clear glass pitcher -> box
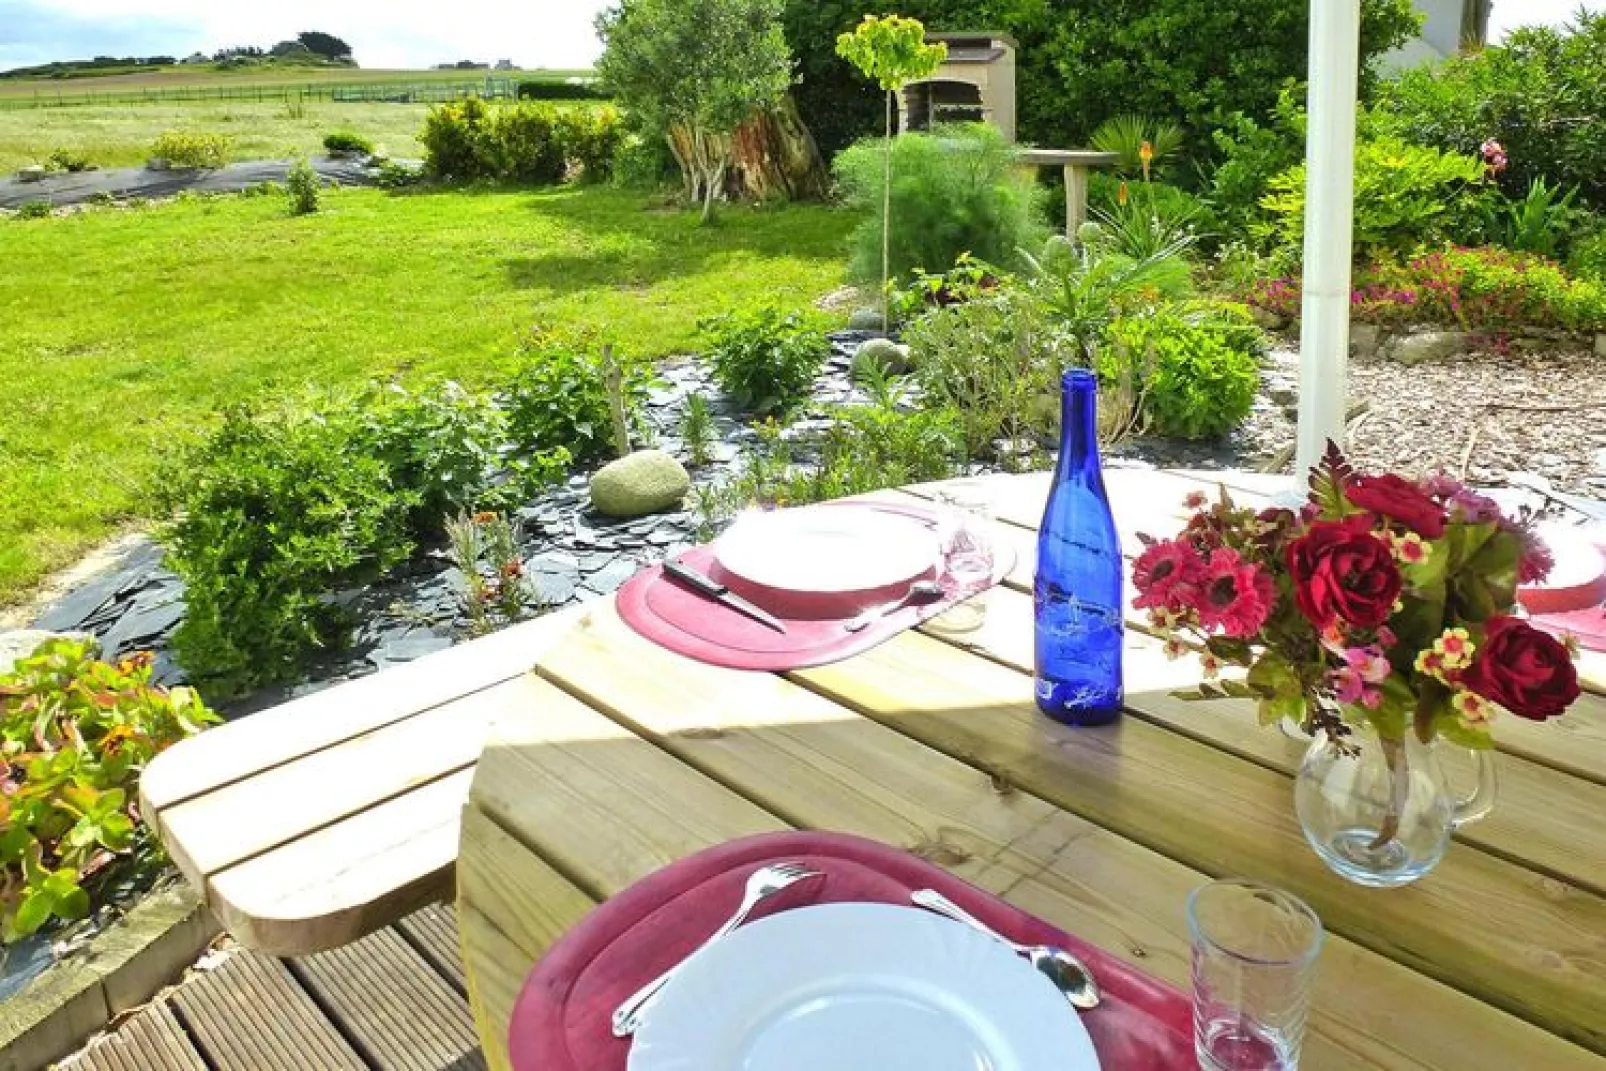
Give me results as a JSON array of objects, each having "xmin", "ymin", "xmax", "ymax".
[{"xmin": 1294, "ymin": 727, "xmax": 1497, "ymax": 888}]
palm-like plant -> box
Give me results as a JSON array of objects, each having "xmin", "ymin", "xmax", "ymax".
[{"xmin": 1090, "ymin": 115, "xmax": 1186, "ymax": 179}]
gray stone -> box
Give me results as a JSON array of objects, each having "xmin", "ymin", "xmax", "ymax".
[
  {"xmin": 847, "ymin": 306, "xmax": 888, "ymax": 332},
  {"xmin": 17, "ymin": 165, "xmax": 47, "ymax": 183},
  {"xmin": 379, "ymin": 633, "xmax": 452, "ymax": 663},
  {"xmin": 1385, "ymin": 330, "xmax": 1473, "ymax": 365},
  {"xmin": 590, "ymin": 449, "xmax": 691, "ymax": 518},
  {"xmin": 534, "ymin": 571, "xmax": 580, "ymax": 604},
  {"xmin": 1248, "ymin": 305, "xmax": 1285, "ymax": 332},
  {"xmin": 852, "ymin": 338, "xmax": 913, "ymax": 377},
  {"xmin": 586, "ymin": 559, "xmax": 641, "ymax": 594},
  {"xmin": 0, "ymin": 630, "xmax": 92, "ymax": 675},
  {"xmin": 1349, "ymin": 323, "xmax": 1381, "ymax": 360},
  {"xmin": 526, "ymin": 550, "xmax": 580, "ymax": 573},
  {"xmin": 1597, "ymin": 333, "xmax": 1606, "ymax": 358}
]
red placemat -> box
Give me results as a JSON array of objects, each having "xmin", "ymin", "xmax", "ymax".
[
  {"xmin": 615, "ymin": 502, "xmax": 1015, "ymax": 671},
  {"xmin": 507, "ymin": 831, "xmax": 1195, "ymax": 1071}
]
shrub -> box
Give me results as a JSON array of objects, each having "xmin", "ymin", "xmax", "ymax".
[
  {"xmin": 285, "ymin": 156, "xmax": 320, "ymax": 215},
  {"xmin": 503, "ymin": 335, "xmax": 649, "ymax": 464},
  {"xmin": 1570, "ymin": 226, "xmax": 1606, "ymax": 284},
  {"xmin": 477, "ymin": 103, "xmax": 565, "ymax": 184},
  {"xmin": 1259, "ymin": 136, "xmax": 1485, "ymax": 257},
  {"xmin": 158, "ymin": 403, "xmax": 416, "ymax": 697},
  {"xmin": 702, "ymin": 307, "xmax": 829, "ymax": 415},
  {"xmin": 1102, "ymin": 305, "xmax": 1263, "ymax": 440},
  {"xmin": 1462, "ymin": 178, "xmax": 1583, "ymax": 259},
  {"xmin": 516, "ymin": 79, "xmax": 610, "ymax": 101},
  {"xmin": 1089, "ymin": 115, "xmax": 1185, "ymax": 180},
  {"xmin": 1246, "ymin": 247, "xmax": 1606, "ymax": 333},
  {"xmin": 785, "ymin": 403, "xmax": 964, "ymax": 502},
  {"xmin": 1205, "ymin": 86, "xmax": 1307, "ymax": 236},
  {"xmin": 444, "ymin": 512, "xmax": 532, "ymax": 637},
  {"xmin": 1, "ymin": 640, "xmax": 217, "ymax": 942},
  {"xmin": 374, "ymin": 160, "xmax": 425, "ymax": 189},
  {"xmin": 1087, "ymin": 178, "xmax": 1211, "ymax": 259},
  {"xmin": 14, "ymin": 201, "xmax": 50, "ymax": 220},
  {"xmin": 421, "ymin": 96, "xmax": 488, "ymax": 179},
  {"xmin": 321, "ymin": 130, "xmax": 374, "ymax": 155},
  {"xmin": 44, "ymin": 147, "xmax": 92, "ymax": 172},
  {"xmin": 907, "ymin": 281, "xmax": 1071, "ymax": 459},
  {"xmin": 554, "ymin": 106, "xmax": 624, "ymax": 183},
  {"xmin": 833, "ymin": 123, "xmax": 1048, "ymax": 284},
  {"xmin": 1370, "ymin": 12, "xmax": 1606, "ymax": 208},
  {"xmin": 150, "ymin": 132, "xmax": 229, "ymax": 169}
]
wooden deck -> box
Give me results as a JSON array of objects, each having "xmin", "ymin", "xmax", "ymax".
[{"xmin": 59, "ymin": 903, "xmax": 484, "ymax": 1071}]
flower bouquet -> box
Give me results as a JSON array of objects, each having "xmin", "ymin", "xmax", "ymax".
[{"xmin": 1134, "ymin": 445, "xmax": 1581, "ymax": 886}]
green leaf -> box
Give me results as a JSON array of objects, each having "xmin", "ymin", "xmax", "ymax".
[
  {"xmin": 11, "ymin": 889, "xmax": 55, "ymax": 937},
  {"xmin": 1435, "ymin": 717, "xmax": 1495, "ymax": 750}
]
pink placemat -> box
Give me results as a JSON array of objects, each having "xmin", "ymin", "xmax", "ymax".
[
  {"xmin": 508, "ymin": 831, "xmax": 1195, "ymax": 1071},
  {"xmin": 615, "ymin": 501, "xmax": 1014, "ymax": 671},
  {"xmin": 1521, "ymin": 539, "xmax": 1606, "ymax": 653}
]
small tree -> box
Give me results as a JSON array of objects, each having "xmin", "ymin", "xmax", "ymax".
[
  {"xmin": 835, "ymin": 15, "xmax": 945, "ymax": 329},
  {"xmin": 596, "ymin": 0, "xmax": 794, "ymax": 223},
  {"xmin": 298, "ymin": 31, "xmax": 354, "ymax": 61}
]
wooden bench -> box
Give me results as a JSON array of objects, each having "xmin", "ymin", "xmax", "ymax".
[{"xmin": 138, "ymin": 607, "xmax": 583, "ymax": 956}]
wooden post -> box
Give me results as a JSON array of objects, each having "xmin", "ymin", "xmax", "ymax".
[
  {"xmin": 1063, "ymin": 164, "xmax": 1090, "ymax": 237},
  {"xmin": 601, "ymin": 345, "xmax": 632, "ymax": 459}
]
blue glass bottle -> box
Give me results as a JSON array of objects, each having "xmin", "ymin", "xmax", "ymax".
[{"xmin": 1034, "ymin": 369, "xmax": 1124, "ymax": 725}]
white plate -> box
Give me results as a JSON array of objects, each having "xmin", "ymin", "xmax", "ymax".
[
  {"xmin": 715, "ymin": 508, "xmax": 939, "ymax": 594},
  {"xmin": 628, "ymin": 903, "xmax": 1100, "ymax": 1071}
]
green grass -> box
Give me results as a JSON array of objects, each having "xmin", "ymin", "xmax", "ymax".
[
  {"xmin": 0, "ymin": 101, "xmax": 436, "ymax": 171},
  {"xmin": 0, "ymin": 66, "xmax": 592, "ymax": 100},
  {"xmin": 0, "ymin": 185, "xmax": 852, "ymax": 605}
]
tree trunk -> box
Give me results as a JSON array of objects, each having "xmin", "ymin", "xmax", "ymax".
[
  {"xmin": 666, "ymin": 94, "xmax": 827, "ymax": 215},
  {"xmin": 727, "ymin": 94, "xmax": 828, "ymax": 202},
  {"xmin": 881, "ymin": 89, "xmax": 893, "ymax": 332}
]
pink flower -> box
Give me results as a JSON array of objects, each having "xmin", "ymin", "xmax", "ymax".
[
  {"xmin": 1510, "ymin": 520, "xmax": 1555, "ymax": 585},
  {"xmin": 1132, "ymin": 539, "xmax": 1204, "ymax": 611},
  {"xmin": 1345, "ymin": 645, "xmax": 1392, "ymax": 684},
  {"xmin": 1194, "ymin": 548, "xmax": 1276, "ymax": 638},
  {"xmin": 1375, "ymin": 625, "xmax": 1398, "ymax": 648}
]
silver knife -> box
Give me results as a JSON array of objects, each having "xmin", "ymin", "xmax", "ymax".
[{"xmin": 662, "ymin": 559, "xmax": 788, "ymax": 633}]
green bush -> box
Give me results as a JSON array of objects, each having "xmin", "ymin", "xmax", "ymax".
[
  {"xmin": 1, "ymin": 640, "xmax": 217, "ymax": 943},
  {"xmin": 504, "ymin": 336, "xmax": 649, "ymax": 464},
  {"xmin": 786, "ymin": 403, "xmax": 964, "ymax": 502},
  {"xmin": 833, "ymin": 123, "xmax": 1047, "ymax": 284},
  {"xmin": 555, "ymin": 106, "xmax": 625, "ymax": 183},
  {"xmin": 158, "ymin": 403, "xmax": 417, "ymax": 697},
  {"xmin": 285, "ymin": 156, "xmax": 320, "ymax": 215},
  {"xmin": 906, "ymin": 281, "xmax": 1071, "ymax": 459},
  {"xmin": 784, "ymin": 0, "xmax": 1418, "ymax": 160},
  {"xmin": 1205, "ymin": 85, "xmax": 1307, "ymax": 236},
  {"xmin": 1371, "ymin": 12, "xmax": 1606, "ymax": 208},
  {"xmin": 14, "ymin": 201, "xmax": 50, "ymax": 220},
  {"xmin": 420, "ymin": 99, "xmax": 622, "ymax": 183},
  {"xmin": 1103, "ymin": 305, "xmax": 1263, "ymax": 440},
  {"xmin": 516, "ymin": 79, "xmax": 610, "ymax": 101},
  {"xmin": 44, "ymin": 147, "xmax": 92, "ymax": 172},
  {"xmin": 1259, "ymin": 135, "xmax": 1485, "ymax": 257},
  {"xmin": 321, "ymin": 130, "xmax": 374, "ymax": 154},
  {"xmin": 1570, "ymin": 225, "xmax": 1606, "ymax": 284},
  {"xmin": 1087, "ymin": 176, "xmax": 1212, "ymax": 258},
  {"xmin": 374, "ymin": 160, "xmax": 425, "ymax": 189},
  {"xmin": 1462, "ymin": 178, "xmax": 1583, "ymax": 259},
  {"xmin": 1089, "ymin": 115, "xmax": 1185, "ymax": 180},
  {"xmin": 703, "ymin": 307, "xmax": 829, "ymax": 415},
  {"xmin": 150, "ymin": 131, "xmax": 229, "ymax": 169}
]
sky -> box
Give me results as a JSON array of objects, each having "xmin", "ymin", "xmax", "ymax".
[{"xmin": 0, "ymin": 0, "xmax": 1599, "ymax": 72}]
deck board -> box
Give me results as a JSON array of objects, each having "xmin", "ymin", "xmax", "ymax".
[
  {"xmin": 170, "ymin": 952, "xmax": 368, "ymax": 1071},
  {"xmin": 65, "ymin": 1004, "xmax": 206, "ymax": 1071}
]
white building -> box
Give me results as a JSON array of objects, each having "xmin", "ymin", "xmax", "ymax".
[{"xmin": 1383, "ymin": 0, "xmax": 1492, "ymax": 68}]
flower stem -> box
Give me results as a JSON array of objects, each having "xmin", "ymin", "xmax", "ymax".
[{"xmin": 1368, "ymin": 731, "xmax": 1409, "ymax": 850}]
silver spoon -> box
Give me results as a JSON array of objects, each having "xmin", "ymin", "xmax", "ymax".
[
  {"xmin": 911, "ymin": 888, "xmax": 1101, "ymax": 1010},
  {"xmin": 843, "ymin": 580, "xmax": 945, "ymax": 632}
]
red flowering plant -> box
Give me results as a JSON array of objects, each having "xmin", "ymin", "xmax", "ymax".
[{"xmin": 1134, "ymin": 444, "xmax": 1581, "ymax": 751}]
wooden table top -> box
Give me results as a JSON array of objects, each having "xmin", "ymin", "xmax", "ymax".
[{"xmin": 457, "ymin": 469, "xmax": 1606, "ymax": 1071}]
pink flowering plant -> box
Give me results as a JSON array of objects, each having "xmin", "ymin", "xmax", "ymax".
[{"xmin": 1134, "ymin": 444, "xmax": 1581, "ymax": 751}]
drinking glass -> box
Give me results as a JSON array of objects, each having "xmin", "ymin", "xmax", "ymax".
[
  {"xmin": 1188, "ymin": 879, "xmax": 1323, "ymax": 1071},
  {"xmin": 925, "ymin": 483, "xmax": 994, "ymax": 636}
]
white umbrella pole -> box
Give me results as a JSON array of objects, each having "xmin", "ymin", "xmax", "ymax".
[{"xmin": 1295, "ymin": 0, "xmax": 1361, "ymax": 482}]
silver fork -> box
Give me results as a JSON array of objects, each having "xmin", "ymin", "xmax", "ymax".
[{"xmin": 610, "ymin": 861, "xmax": 820, "ymax": 1037}]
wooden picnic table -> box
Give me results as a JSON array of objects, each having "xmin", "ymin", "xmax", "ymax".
[{"xmin": 140, "ymin": 468, "xmax": 1606, "ymax": 1071}]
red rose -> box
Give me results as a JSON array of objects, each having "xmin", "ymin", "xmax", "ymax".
[
  {"xmin": 1287, "ymin": 516, "xmax": 1402, "ymax": 629},
  {"xmin": 1345, "ymin": 474, "xmax": 1449, "ymax": 539},
  {"xmin": 1459, "ymin": 616, "xmax": 1579, "ymax": 721}
]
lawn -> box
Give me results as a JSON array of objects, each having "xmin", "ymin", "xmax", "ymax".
[
  {"xmin": 0, "ymin": 185, "xmax": 853, "ymax": 605},
  {"xmin": 0, "ymin": 101, "xmax": 436, "ymax": 172}
]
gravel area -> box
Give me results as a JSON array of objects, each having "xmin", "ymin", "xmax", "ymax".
[{"xmin": 1251, "ymin": 345, "xmax": 1606, "ymax": 496}]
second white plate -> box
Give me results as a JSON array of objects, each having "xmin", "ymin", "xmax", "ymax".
[
  {"xmin": 628, "ymin": 902, "xmax": 1100, "ymax": 1071},
  {"xmin": 714, "ymin": 507, "xmax": 939, "ymax": 595}
]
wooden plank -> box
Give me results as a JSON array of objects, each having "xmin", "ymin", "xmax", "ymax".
[
  {"xmin": 204, "ymin": 768, "xmax": 472, "ymax": 956},
  {"xmin": 141, "ymin": 606, "xmax": 581, "ymax": 811},
  {"xmin": 457, "ymin": 901, "xmax": 533, "ymax": 1071},
  {"xmin": 532, "ymin": 608, "xmax": 1600, "ymax": 1070},
  {"xmin": 790, "ymin": 628, "xmax": 1606, "ymax": 1053},
  {"xmin": 169, "ymin": 951, "xmax": 366, "ymax": 1071},
  {"xmin": 65, "ymin": 1004, "xmax": 206, "ymax": 1071},
  {"xmin": 157, "ymin": 676, "xmax": 531, "ymax": 884},
  {"xmin": 394, "ymin": 902, "xmax": 469, "ymax": 996},
  {"xmin": 465, "ymin": 671, "xmax": 789, "ymax": 900},
  {"xmin": 293, "ymin": 927, "xmax": 483, "ymax": 1071},
  {"xmin": 942, "ymin": 583, "xmax": 1606, "ymax": 894}
]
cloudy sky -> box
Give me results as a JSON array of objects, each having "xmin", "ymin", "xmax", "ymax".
[{"xmin": 0, "ymin": 0, "xmax": 1598, "ymax": 72}]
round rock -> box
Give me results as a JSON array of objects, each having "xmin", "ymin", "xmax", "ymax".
[
  {"xmin": 847, "ymin": 306, "xmax": 887, "ymax": 332},
  {"xmin": 852, "ymin": 337, "xmax": 913, "ymax": 377},
  {"xmin": 589, "ymin": 449, "xmax": 692, "ymax": 518}
]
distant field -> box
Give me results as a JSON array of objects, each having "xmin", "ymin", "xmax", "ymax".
[
  {"xmin": 0, "ymin": 101, "xmax": 436, "ymax": 171},
  {"xmin": 0, "ymin": 66, "xmax": 593, "ymax": 102}
]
